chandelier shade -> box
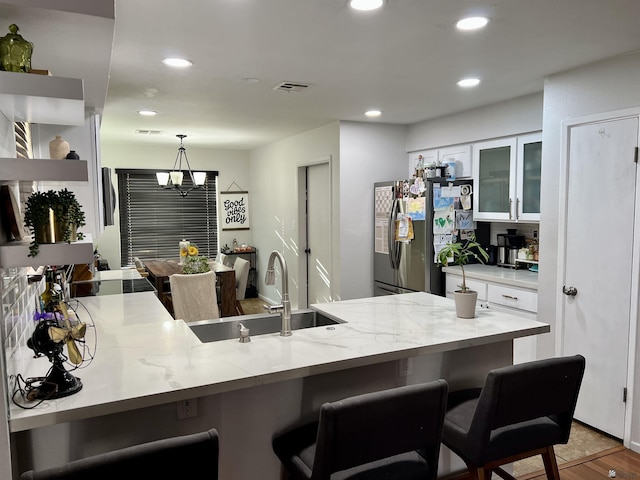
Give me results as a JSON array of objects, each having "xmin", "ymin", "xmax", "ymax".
[{"xmin": 156, "ymin": 134, "xmax": 206, "ymax": 197}]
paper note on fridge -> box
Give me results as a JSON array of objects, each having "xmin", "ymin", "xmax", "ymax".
[
  {"xmin": 433, "ymin": 188, "xmax": 454, "ymax": 210},
  {"xmin": 406, "ymin": 197, "xmax": 426, "ymax": 220},
  {"xmin": 433, "ymin": 206, "xmax": 455, "ymax": 234},
  {"xmin": 395, "ymin": 215, "xmax": 414, "ymax": 242},
  {"xmin": 456, "ymin": 210, "xmax": 474, "ymax": 230},
  {"xmin": 441, "ymin": 185, "xmax": 461, "ymax": 197}
]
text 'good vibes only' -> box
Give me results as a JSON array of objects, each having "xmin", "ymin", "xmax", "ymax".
[{"xmin": 224, "ymin": 198, "xmax": 246, "ymax": 224}]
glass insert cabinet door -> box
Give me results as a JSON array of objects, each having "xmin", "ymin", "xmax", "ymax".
[
  {"xmin": 473, "ymin": 137, "xmax": 517, "ymax": 221},
  {"xmin": 516, "ymin": 133, "xmax": 542, "ymax": 221}
]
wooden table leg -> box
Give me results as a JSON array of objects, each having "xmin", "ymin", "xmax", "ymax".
[{"xmin": 219, "ymin": 270, "xmax": 236, "ymax": 317}]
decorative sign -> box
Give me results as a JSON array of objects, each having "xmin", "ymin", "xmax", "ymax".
[{"xmin": 221, "ymin": 191, "xmax": 250, "ymax": 230}]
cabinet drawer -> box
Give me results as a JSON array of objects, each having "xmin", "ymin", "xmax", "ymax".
[
  {"xmin": 446, "ymin": 275, "xmax": 487, "ymax": 301},
  {"xmin": 487, "ymin": 284, "xmax": 538, "ymax": 313}
]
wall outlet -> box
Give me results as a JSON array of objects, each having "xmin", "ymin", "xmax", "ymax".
[
  {"xmin": 177, "ymin": 398, "xmax": 198, "ymax": 419},
  {"xmin": 398, "ymin": 357, "xmax": 413, "ymax": 377}
]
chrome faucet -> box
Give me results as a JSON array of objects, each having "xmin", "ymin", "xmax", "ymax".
[{"xmin": 264, "ymin": 250, "xmax": 292, "ymax": 336}]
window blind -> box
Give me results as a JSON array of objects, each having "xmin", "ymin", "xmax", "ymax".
[{"xmin": 117, "ymin": 169, "xmax": 219, "ymax": 267}]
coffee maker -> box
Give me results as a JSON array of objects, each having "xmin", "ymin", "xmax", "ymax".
[{"xmin": 496, "ymin": 230, "xmax": 525, "ymax": 268}]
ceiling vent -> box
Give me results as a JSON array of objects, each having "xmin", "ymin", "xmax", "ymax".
[
  {"xmin": 273, "ymin": 82, "xmax": 313, "ymax": 93},
  {"xmin": 135, "ymin": 129, "xmax": 163, "ymax": 135}
]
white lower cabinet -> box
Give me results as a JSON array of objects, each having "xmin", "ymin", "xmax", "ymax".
[
  {"xmin": 445, "ymin": 275, "xmax": 487, "ymax": 307},
  {"xmin": 445, "ymin": 273, "xmax": 538, "ymax": 364}
]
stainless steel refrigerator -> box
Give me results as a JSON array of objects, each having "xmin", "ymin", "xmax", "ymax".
[{"xmin": 374, "ymin": 178, "xmax": 484, "ymax": 297}]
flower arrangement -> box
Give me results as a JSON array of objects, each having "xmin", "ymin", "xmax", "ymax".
[{"xmin": 181, "ymin": 243, "xmax": 211, "ymax": 274}]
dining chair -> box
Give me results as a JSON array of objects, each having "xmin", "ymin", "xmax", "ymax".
[
  {"xmin": 133, "ymin": 256, "xmax": 148, "ymax": 277},
  {"xmin": 442, "ymin": 354, "xmax": 586, "ymax": 480},
  {"xmin": 233, "ymin": 257, "xmax": 251, "ymax": 300},
  {"xmin": 169, "ymin": 270, "xmax": 220, "ymax": 322},
  {"xmin": 272, "ymin": 380, "xmax": 448, "ymax": 480},
  {"xmin": 216, "ymin": 252, "xmax": 229, "ymax": 266},
  {"xmin": 20, "ymin": 428, "xmax": 219, "ymax": 479}
]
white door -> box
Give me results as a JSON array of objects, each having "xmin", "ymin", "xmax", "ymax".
[
  {"xmin": 306, "ymin": 162, "xmax": 332, "ymax": 305},
  {"xmin": 561, "ymin": 115, "xmax": 638, "ymax": 438}
]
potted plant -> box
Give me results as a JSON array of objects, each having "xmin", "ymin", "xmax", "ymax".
[
  {"xmin": 24, "ymin": 189, "xmax": 86, "ymax": 257},
  {"xmin": 437, "ymin": 239, "xmax": 489, "ymax": 318},
  {"xmin": 56, "ymin": 188, "xmax": 86, "ymax": 243}
]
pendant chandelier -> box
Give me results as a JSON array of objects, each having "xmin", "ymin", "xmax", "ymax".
[{"xmin": 156, "ymin": 134, "xmax": 206, "ymax": 197}]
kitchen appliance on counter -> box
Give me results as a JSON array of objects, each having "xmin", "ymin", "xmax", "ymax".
[
  {"xmin": 496, "ymin": 230, "xmax": 525, "ymax": 268},
  {"xmin": 374, "ymin": 178, "xmax": 488, "ymax": 297}
]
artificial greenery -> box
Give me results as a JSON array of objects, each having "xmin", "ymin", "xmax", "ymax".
[
  {"xmin": 437, "ymin": 238, "xmax": 489, "ymax": 293},
  {"xmin": 56, "ymin": 189, "xmax": 86, "ymax": 242},
  {"xmin": 181, "ymin": 243, "xmax": 211, "ymax": 274},
  {"xmin": 182, "ymin": 255, "xmax": 211, "ymax": 274},
  {"xmin": 24, "ymin": 189, "xmax": 86, "ymax": 257}
]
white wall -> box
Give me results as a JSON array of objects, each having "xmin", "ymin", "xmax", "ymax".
[
  {"xmin": 339, "ymin": 121, "xmax": 408, "ymax": 300},
  {"xmin": 98, "ymin": 142, "xmax": 251, "ymax": 269},
  {"xmin": 406, "ymin": 92, "xmax": 543, "ymax": 151},
  {"xmin": 249, "ymin": 122, "xmax": 340, "ymax": 308},
  {"xmin": 540, "ymin": 51, "xmax": 640, "ymax": 451}
]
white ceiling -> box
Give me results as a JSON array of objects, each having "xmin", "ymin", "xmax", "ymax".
[{"xmin": 7, "ymin": 1, "xmax": 640, "ymax": 150}]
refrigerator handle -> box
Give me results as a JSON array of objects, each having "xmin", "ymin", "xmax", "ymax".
[{"xmin": 388, "ymin": 198, "xmax": 400, "ymax": 269}]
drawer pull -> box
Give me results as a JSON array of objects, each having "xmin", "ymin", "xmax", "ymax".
[{"xmin": 502, "ymin": 294, "xmax": 518, "ymax": 300}]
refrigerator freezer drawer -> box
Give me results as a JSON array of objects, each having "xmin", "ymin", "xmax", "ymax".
[{"xmin": 374, "ymin": 281, "xmax": 417, "ymax": 297}]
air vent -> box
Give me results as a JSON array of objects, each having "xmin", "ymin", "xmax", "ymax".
[
  {"xmin": 135, "ymin": 129, "xmax": 163, "ymax": 135},
  {"xmin": 273, "ymin": 82, "xmax": 313, "ymax": 93}
]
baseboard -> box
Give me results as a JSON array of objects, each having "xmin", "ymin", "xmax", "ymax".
[{"xmin": 628, "ymin": 439, "xmax": 640, "ymax": 454}]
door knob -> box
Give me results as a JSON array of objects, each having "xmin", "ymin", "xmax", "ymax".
[{"xmin": 562, "ymin": 285, "xmax": 577, "ymax": 296}]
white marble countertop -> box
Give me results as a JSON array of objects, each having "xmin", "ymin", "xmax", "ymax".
[
  {"xmin": 9, "ymin": 291, "xmax": 549, "ymax": 432},
  {"xmin": 443, "ymin": 264, "xmax": 539, "ymax": 290},
  {"xmin": 87, "ymin": 269, "xmax": 143, "ymax": 281}
]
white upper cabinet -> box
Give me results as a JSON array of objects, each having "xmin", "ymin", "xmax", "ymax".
[
  {"xmin": 408, "ymin": 149, "xmax": 438, "ymax": 178},
  {"xmin": 439, "ymin": 144, "xmax": 472, "ymax": 178},
  {"xmin": 515, "ymin": 133, "xmax": 542, "ymax": 222},
  {"xmin": 473, "ymin": 133, "xmax": 541, "ymax": 222}
]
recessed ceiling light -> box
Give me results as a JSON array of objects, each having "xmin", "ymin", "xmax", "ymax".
[
  {"xmin": 162, "ymin": 57, "xmax": 193, "ymax": 68},
  {"xmin": 456, "ymin": 16, "xmax": 489, "ymax": 31},
  {"xmin": 365, "ymin": 110, "xmax": 382, "ymax": 117},
  {"xmin": 457, "ymin": 78, "xmax": 481, "ymax": 88},
  {"xmin": 241, "ymin": 77, "xmax": 260, "ymax": 84},
  {"xmin": 138, "ymin": 110, "xmax": 157, "ymax": 116},
  {"xmin": 350, "ymin": 0, "xmax": 383, "ymax": 11}
]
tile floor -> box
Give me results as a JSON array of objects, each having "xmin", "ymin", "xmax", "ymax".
[
  {"xmin": 513, "ymin": 421, "xmax": 622, "ymax": 476},
  {"xmin": 237, "ymin": 297, "xmax": 268, "ymax": 315}
]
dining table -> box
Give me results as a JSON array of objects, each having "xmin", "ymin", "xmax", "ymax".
[{"xmin": 143, "ymin": 259, "xmax": 237, "ymax": 317}]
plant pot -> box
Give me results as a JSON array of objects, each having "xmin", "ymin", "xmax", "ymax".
[
  {"xmin": 34, "ymin": 213, "xmax": 68, "ymax": 244},
  {"xmin": 454, "ymin": 290, "xmax": 478, "ymax": 318}
]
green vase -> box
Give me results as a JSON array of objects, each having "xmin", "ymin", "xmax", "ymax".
[{"xmin": 0, "ymin": 24, "xmax": 33, "ymax": 73}]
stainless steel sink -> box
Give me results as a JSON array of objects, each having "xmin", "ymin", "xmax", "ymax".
[{"xmin": 188, "ymin": 309, "xmax": 343, "ymax": 343}]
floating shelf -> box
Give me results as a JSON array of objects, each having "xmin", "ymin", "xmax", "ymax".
[
  {"xmin": 0, "ymin": 71, "xmax": 84, "ymax": 126},
  {"xmin": 0, "ymin": 235, "xmax": 93, "ymax": 268},
  {"xmin": 0, "ymin": 158, "xmax": 88, "ymax": 181}
]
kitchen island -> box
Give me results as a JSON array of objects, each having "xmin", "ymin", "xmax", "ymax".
[{"xmin": 9, "ymin": 291, "xmax": 549, "ymax": 479}]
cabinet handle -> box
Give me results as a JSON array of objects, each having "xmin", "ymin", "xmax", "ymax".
[
  {"xmin": 515, "ymin": 198, "xmax": 520, "ymax": 220},
  {"xmin": 502, "ymin": 294, "xmax": 518, "ymax": 300},
  {"xmin": 509, "ymin": 198, "xmax": 513, "ymax": 220}
]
